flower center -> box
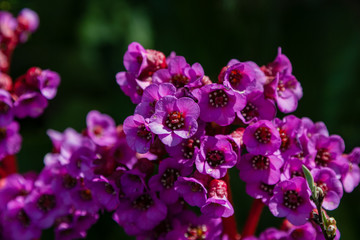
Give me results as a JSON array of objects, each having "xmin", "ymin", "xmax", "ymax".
[
  {"xmin": 0, "ymin": 101, "xmax": 9, "ymax": 114},
  {"xmin": 278, "ymin": 128, "xmax": 290, "ymax": 151},
  {"xmin": 105, "ymin": 183, "xmax": 115, "ymax": 194},
  {"xmin": 165, "ymin": 111, "xmax": 185, "ymax": 130},
  {"xmin": 161, "ymin": 168, "xmax": 180, "ymax": 189},
  {"xmin": 283, "ymin": 190, "xmax": 303, "ymax": 210},
  {"xmin": 191, "ymin": 182, "xmax": 203, "ymax": 192},
  {"xmin": 181, "ymin": 138, "xmax": 201, "ymax": 159},
  {"xmin": 171, "ymin": 74, "xmax": 189, "ymax": 88},
  {"xmin": 228, "ymin": 69, "xmax": 243, "ymax": 86},
  {"xmin": 251, "ymin": 155, "xmax": 270, "ymax": 170},
  {"xmin": 315, "ymin": 148, "xmax": 332, "ymax": 167},
  {"xmin": 79, "ymin": 189, "xmax": 93, "ymax": 201},
  {"xmin": 137, "ymin": 124, "xmax": 152, "ymax": 140},
  {"xmin": 0, "ymin": 128, "xmax": 6, "ymax": 141},
  {"xmin": 17, "ymin": 209, "xmax": 30, "ymax": 227},
  {"xmin": 37, "ymin": 194, "xmax": 56, "ymax": 212},
  {"xmin": 62, "ymin": 174, "xmax": 77, "ymax": 189},
  {"xmin": 260, "ymin": 183, "xmax": 274, "ymax": 195},
  {"xmin": 240, "ymin": 103, "xmax": 258, "ymax": 121},
  {"xmin": 290, "ymin": 170, "xmax": 304, "ymax": 178},
  {"xmin": 206, "ymin": 150, "xmax": 225, "ymax": 167},
  {"xmin": 277, "ymin": 80, "xmax": 286, "ymax": 93},
  {"xmin": 254, "ymin": 127, "xmax": 271, "ymax": 144},
  {"xmin": 92, "ymin": 125, "xmax": 103, "ymax": 137},
  {"xmin": 208, "ymin": 89, "xmax": 228, "ymax": 108},
  {"xmin": 132, "ymin": 194, "xmax": 154, "ymax": 210},
  {"xmin": 184, "ymin": 224, "xmax": 208, "ymax": 240}
]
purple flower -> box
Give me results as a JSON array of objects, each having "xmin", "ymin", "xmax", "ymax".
[
  {"xmin": 342, "ymin": 147, "xmax": 360, "ymax": 193},
  {"xmin": 69, "ymin": 183, "xmax": 100, "ymax": 214},
  {"xmin": 113, "ymin": 191, "xmax": 167, "ymax": 232},
  {"xmin": 86, "ymin": 110, "xmax": 117, "ymax": 147},
  {"xmin": 195, "ymin": 135, "xmax": 237, "ymax": 179},
  {"xmin": 119, "ymin": 169, "xmax": 146, "ymax": 198},
  {"xmin": 287, "ymin": 222, "xmax": 317, "ymax": 240},
  {"xmin": 269, "ymin": 177, "xmax": 314, "ymax": 226},
  {"xmin": 116, "ymin": 71, "xmax": 145, "ymax": 104},
  {"xmin": 281, "ymin": 158, "xmax": 306, "ymax": 180},
  {"xmin": 38, "ymin": 69, "xmax": 61, "ymax": 100},
  {"xmin": 67, "ymin": 146, "xmax": 97, "ymax": 179},
  {"xmin": 239, "ymin": 152, "xmax": 283, "ymax": 185},
  {"xmin": 152, "ymin": 56, "xmax": 199, "ymax": 88},
  {"xmin": 261, "ymin": 47, "xmax": 293, "ymax": 81},
  {"xmin": 17, "ymin": 8, "xmax": 39, "ymax": 33},
  {"xmin": 134, "ymin": 83, "xmax": 177, "ymax": 118},
  {"xmin": 258, "ymin": 228, "xmax": 287, "ymax": 240},
  {"xmin": 123, "ymin": 114, "xmax": 153, "ymax": 153},
  {"xmin": 174, "ymin": 176, "xmax": 207, "ymax": 207},
  {"xmin": 237, "ymin": 91, "xmax": 276, "ymax": 124},
  {"xmin": 0, "ymin": 89, "xmax": 14, "ymax": 127},
  {"xmin": 245, "ymin": 181, "xmax": 275, "ymax": 205},
  {"xmin": 1, "ymin": 197, "xmax": 42, "ymax": 240},
  {"xmin": 23, "ymin": 185, "xmax": 68, "ymax": 228},
  {"xmin": 123, "ymin": 42, "xmax": 148, "ymax": 75},
  {"xmin": 149, "ymin": 158, "xmax": 193, "ymax": 204},
  {"xmin": 201, "ymin": 196, "xmax": 234, "ymax": 218},
  {"xmin": 148, "ymin": 96, "xmax": 200, "ymax": 147},
  {"xmin": 193, "ymin": 83, "xmax": 246, "ymax": 126},
  {"xmin": 243, "ymin": 120, "xmax": 281, "ymax": 155},
  {"xmin": 87, "ymin": 177, "xmax": 119, "ymax": 211},
  {"xmin": 0, "ymin": 121, "xmax": 22, "ymax": 159},
  {"xmin": 13, "ymin": 91, "xmax": 48, "ymax": 118},
  {"xmin": 311, "ymin": 168, "xmax": 343, "ymax": 210}
]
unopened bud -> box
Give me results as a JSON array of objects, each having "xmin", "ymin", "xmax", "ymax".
[
  {"xmin": 326, "ymin": 225, "xmax": 337, "ymax": 238},
  {"xmin": 208, "ymin": 179, "xmax": 227, "ymax": 198},
  {"xmin": 327, "ymin": 217, "xmax": 336, "ymax": 226}
]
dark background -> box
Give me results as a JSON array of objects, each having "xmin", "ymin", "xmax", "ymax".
[{"xmin": 2, "ymin": 0, "xmax": 360, "ymax": 239}]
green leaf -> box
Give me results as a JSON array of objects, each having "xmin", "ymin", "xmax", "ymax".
[{"xmin": 302, "ymin": 165, "xmax": 317, "ymax": 199}]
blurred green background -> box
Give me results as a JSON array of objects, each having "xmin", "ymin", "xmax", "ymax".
[{"xmin": 2, "ymin": 0, "xmax": 360, "ymax": 239}]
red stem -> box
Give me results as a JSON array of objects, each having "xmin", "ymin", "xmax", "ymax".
[
  {"xmin": 242, "ymin": 199, "xmax": 264, "ymax": 237},
  {"xmin": 222, "ymin": 173, "xmax": 241, "ymax": 240},
  {"xmin": 0, "ymin": 155, "xmax": 17, "ymax": 179}
]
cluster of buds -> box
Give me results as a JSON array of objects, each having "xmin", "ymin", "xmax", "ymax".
[{"xmin": 0, "ymin": 8, "xmax": 359, "ymax": 240}]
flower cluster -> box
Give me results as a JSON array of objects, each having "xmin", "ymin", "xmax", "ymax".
[
  {"xmin": 0, "ymin": 17, "xmax": 359, "ymax": 239},
  {"xmin": 0, "ymin": 9, "xmax": 60, "ymax": 173}
]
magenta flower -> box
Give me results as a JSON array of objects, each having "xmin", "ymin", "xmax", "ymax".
[
  {"xmin": 311, "ymin": 168, "xmax": 343, "ymax": 210},
  {"xmin": 134, "ymin": 83, "xmax": 176, "ymax": 118},
  {"xmin": 342, "ymin": 147, "xmax": 360, "ymax": 193},
  {"xmin": 237, "ymin": 91, "xmax": 276, "ymax": 124},
  {"xmin": 13, "ymin": 91, "xmax": 48, "ymax": 118},
  {"xmin": 269, "ymin": 177, "xmax": 313, "ymax": 226},
  {"xmin": 195, "ymin": 135, "xmax": 237, "ymax": 179},
  {"xmin": 287, "ymin": 222, "xmax": 317, "ymax": 240},
  {"xmin": 123, "ymin": 42, "xmax": 148, "ymax": 76},
  {"xmin": 238, "ymin": 152, "xmax": 284, "ymax": 185},
  {"xmin": 246, "ymin": 181, "xmax": 276, "ymax": 205},
  {"xmin": 243, "ymin": 120, "xmax": 281, "ymax": 155},
  {"xmin": 123, "ymin": 114, "xmax": 153, "ymax": 153},
  {"xmin": 201, "ymin": 196, "xmax": 234, "ymax": 218},
  {"xmin": 38, "ymin": 69, "xmax": 61, "ymax": 100},
  {"xmin": 258, "ymin": 228, "xmax": 288, "ymax": 240},
  {"xmin": 148, "ymin": 96, "xmax": 200, "ymax": 147},
  {"xmin": 0, "ymin": 89, "xmax": 14, "ymax": 127},
  {"xmin": 174, "ymin": 176, "xmax": 207, "ymax": 207},
  {"xmin": 86, "ymin": 110, "xmax": 117, "ymax": 147},
  {"xmin": 193, "ymin": 83, "xmax": 246, "ymax": 126},
  {"xmin": 0, "ymin": 121, "xmax": 22, "ymax": 159},
  {"xmin": 148, "ymin": 158, "xmax": 193, "ymax": 204}
]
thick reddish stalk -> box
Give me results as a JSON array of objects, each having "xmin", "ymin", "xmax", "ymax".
[
  {"xmin": 222, "ymin": 173, "xmax": 241, "ymax": 240},
  {"xmin": 242, "ymin": 199, "xmax": 264, "ymax": 237},
  {"xmin": 0, "ymin": 155, "xmax": 17, "ymax": 179}
]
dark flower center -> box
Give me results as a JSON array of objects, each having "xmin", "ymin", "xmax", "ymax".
[
  {"xmin": 161, "ymin": 168, "xmax": 180, "ymax": 189},
  {"xmin": 315, "ymin": 148, "xmax": 332, "ymax": 167},
  {"xmin": 79, "ymin": 189, "xmax": 93, "ymax": 201},
  {"xmin": 254, "ymin": 127, "xmax": 271, "ymax": 144},
  {"xmin": 0, "ymin": 101, "xmax": 9, "ymax": 114},
  {"xmin": 206, "ymin": 150, "xmax": 225, "ymax": 167},
  {"xmin": 184, "ymin": 224, "xmax": 208, "ymax": 240},
  {"xmin": 105, "ymin": 183, "xmax": 115, "ymax": 194},
  {"xmin": 190, "ymin": 182, "xmax": 203, "ymax": 192},
  {"xmin": 171, "ymin": 74, "xmax": 189, "ymax": 88},
  {"xmin": 278, "ymin": 128, "xmax": 290, "ymax": 151},
  {"xmin": 136, "ymin": 55, "xmax": 143, "ymax": 64},
  {"xmin": 136, "ymin": 85, "xmax": 143, "ymax": 96},
  {"xmin": 290, "ymin": 170, "xmax": 304, "ymax": 178},
  {"xmin": 283, "ymin": 190, "xmax": 303, "ymax": 210},
  {"xmin": 228, "ymin": 69, "xmax": 243, "ymax": 86},
  {"xmin": 17, "ymin": 209, "xmax": 30, "ymax": 227},
  {"xmin": 132, "ymin": 194, "xmax": 154, "ymax": 210},
  {"xmin": 62, "ymin": 174, "xmax": 77, "ymax": 189},
  {"xmin": 137, "ymin": 124, "xmax": 152, "ymax": 140},
  {"xmin": 251, "ymin": 155, "xmax": 270, "ymax": 170},
  {"xmin": 165, "ymin": 111, "xmax": 185, "ymax": 130},
  {"xmin": 240, "ymin": 102, "xmax": 258, "ymax": 122},
  {"xmin": 277, "ymin": 80, "xmax": 286, "ymax": 92},
  {"xmin": 260, "ymin": 183, "xmax": 274, "ymax": 195},
  {"xmin": 181, "ymin": 138, "xmax": 201, "ymax": 159},
  {"xmin": 291, "ymin": 229, "xmax": 305, "ymax": 239},
  {"xmin": 37, "ymin": 194, "xmax": 56, "ymax": 212},
  {"xmin": 92, "ymin": 125, "xmax": 103, "ymax": 137},
  {"xmin": 208, "ymin": 89, "xmax": 228, "ymax": 108},
  {"xmin": 0, "ymin": 128, "xmax": 6, "ymax": 141}
]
